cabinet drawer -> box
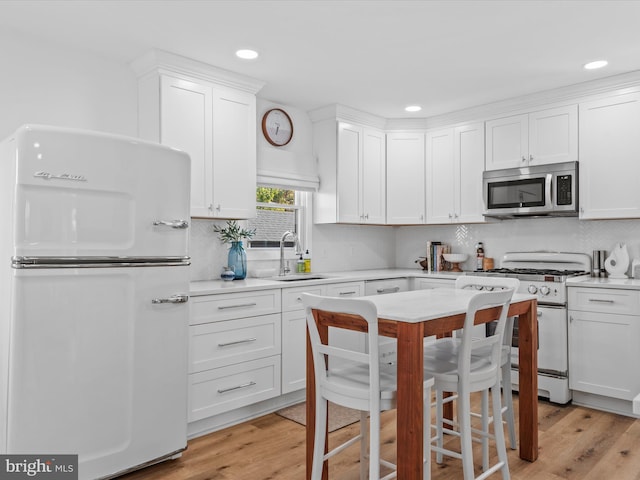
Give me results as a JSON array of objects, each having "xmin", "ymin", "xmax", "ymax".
[
  {"xmin": 190, "ymin": 289, "xmax": 281, "ymax": 324},
  {"xmin": 188, "ymin": 356, "xmax": 281, "ymax": 421},
  {"xmin": 189, "ymin": 313, "xmax": 281, "ymax": 373},
  {"xmin": 568, "ymin": 287, "xmax": 640, "ymax": 315},
  {"xmin": 282, "ymin": 284, "xmax": 325, "ymax": 312},
  {"xmin": 412, "ymin": 278, "xmax": 455, "ymax": 290},
  {"xmin": 325, "ymin": 281, "xmax": 364, "ymax": 298},
  {"xmin": 365, "ymin": 278, "xmax": 409, "ymax": 295}
]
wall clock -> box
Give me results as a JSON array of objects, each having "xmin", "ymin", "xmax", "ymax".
[{"xmin": 262, "ymin": 108, "xmax": 293, "ymax": 146}]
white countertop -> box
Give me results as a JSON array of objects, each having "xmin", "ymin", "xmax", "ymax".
[
  {"xmin": 367, "ymin": 288, "xmax": 535, "ymax": 323},
  {"xmin": 190, "ymin": 268, "xmax": 463, "ymax": 296},
  {"xmin": 567, "ymin": 275, "xmax": 640, "ymax": 290}
]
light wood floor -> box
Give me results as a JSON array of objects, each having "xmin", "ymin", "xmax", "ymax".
[{"xmin": 121, "ymin": 394, "xmax": 640, "ymax": 480}]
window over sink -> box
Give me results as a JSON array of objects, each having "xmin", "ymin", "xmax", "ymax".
[{"xmin": 247, "ymin": 186, "xmax": 310, "ymax": 253}]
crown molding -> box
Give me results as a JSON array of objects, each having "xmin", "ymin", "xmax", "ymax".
[
  {"xmin": 310, "ymin": 70, "xmax": 640, "ymax": 132},
  {"xmin": 130, "ymin": 49, "xmax": 265, "ymax": 94},
  {"xmin": 308, "ymin": 104, "xmax": 386, "ymax": 129},
  {"xmin": 424, "ymin": 69, "xmax": 640, "ymax": 129}
]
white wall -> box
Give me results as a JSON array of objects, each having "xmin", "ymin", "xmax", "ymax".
[{"xmin": 0, "ymin": 27, "xmax": 137, "ymax": 140}]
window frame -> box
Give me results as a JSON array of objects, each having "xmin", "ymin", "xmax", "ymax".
[{"xmin": 245, "ymin": 189, "xmax": 312, "ymax": 263}]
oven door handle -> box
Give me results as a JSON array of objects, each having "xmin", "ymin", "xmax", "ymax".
[{"xmin": 536, "ymin": 304, "xmax": 566, "ymax": 310}]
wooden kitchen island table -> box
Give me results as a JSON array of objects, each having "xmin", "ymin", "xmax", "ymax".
[{"xmin": 305, "ymin": 288, "xmax": 538, "ymax": 480}]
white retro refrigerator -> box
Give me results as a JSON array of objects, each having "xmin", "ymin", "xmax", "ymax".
[{"xmin": 0, "ymin": 125, "xmax": 191, "ymax": 479}]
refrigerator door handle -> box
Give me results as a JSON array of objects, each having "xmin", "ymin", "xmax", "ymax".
[
  {"xmin": 153, "ymin": 220, "xmax": 189, "ymax": 229},
  {"xmin": 151, "ymin": 294, "xmax": 189, "ymax": 304}
]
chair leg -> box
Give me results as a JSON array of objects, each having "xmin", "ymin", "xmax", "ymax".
[
  {"xmin": 481, "ymin": 389, "xmax": 489, "ymax": 471},
  {"xmin": 435, "ymin": 389, "xmax": 444, "ymax": 465},
  {"xmin": 491, "ymin": 384, "xmax": 511, "ymax": 480},
  {"xmin": 312, "ymin": 398, "xmax": 328, "ymax": 480},
  {"xmin": 369, "ymin": 409, "xmax": 381, "ymax": 480},
  {"xmin": 457, "ymin": 389, "xmax": 475, "ymax": 480},
  {"xmin": 502, "ymin": 365, "xmax": 517, "ymax": 450},
  {"xmin": 360, "ymin": 410, "xmax": 369, "ymax": 480}
]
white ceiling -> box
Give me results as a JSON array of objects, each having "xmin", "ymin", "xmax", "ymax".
[{"xmin": 3, "ymin": 0, "xmax": 640, "ymax": 119}]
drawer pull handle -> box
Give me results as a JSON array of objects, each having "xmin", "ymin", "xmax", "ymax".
[
  {"xmin": 338, "ymin": 291, "xmax": 357, "ymax": 296},
  {"xmin": 588, "ymin": 298, "xmax": 615, "ymax": 303},
  {"xmin": 377, "ymin": 287, "xmax": 400, "ymax": 294},
  {"xmin": 218, "ymin": 302, "xmax": 258, "ymax": 310},
  {"xmin": 153, "ymin": 219, "xmax": 189, "ymax": 229},
  {"xmin": 218, "ymin": 338, "xmax": 257, "ymax": 347},
  {"xmin": 152, "ymin": 294, "xmax": 189, "ymax": 304},
  {"xmin": 218, "ymin": 381, "xmax": 256, "ymax": 394}
]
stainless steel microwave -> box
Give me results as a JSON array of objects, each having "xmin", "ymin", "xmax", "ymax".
[{"xmin": 483, "ymin": 161, "xmax": 578, "ymax": 218}]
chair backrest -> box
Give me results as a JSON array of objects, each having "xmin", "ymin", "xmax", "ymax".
[
  {"xmin": 455, "ymin": 276, "xmax": 520, "ymax": 347},
  {"xmin": 457, "ymin": 289, "xmax": 514, "ymax": 387},
  {"xmin": 302, "ymin": 293, "xmax": 383, "ymax": 412}
]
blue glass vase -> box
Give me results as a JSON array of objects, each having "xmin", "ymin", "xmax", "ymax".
[{"xmin": 227, "ymin": 241, "xmax": 247, "ymax": 280}]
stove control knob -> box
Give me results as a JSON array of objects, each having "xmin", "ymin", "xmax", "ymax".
[
  {"xmin": 539, "ymin": 285, "xmax": 550, "ymax": 296},
  {"xmin": 527, "ymin": 284, "xmax": 538, "ymax": 294}
]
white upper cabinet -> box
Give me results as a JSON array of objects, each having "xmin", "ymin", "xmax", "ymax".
[
  {"xmin": 579, "ymin": 92, "xmax": 640, "ymax": 219},
  {"xmin": 133, "ymin": 50, "xmax": 264, "ymax": 219},
  {"xmin": 485, "ymin": 113, "xmax": 528, "ymax": 170},
  {"xmin": 485, "ymin": 105, "xmax": 577, "ymax": 170},
  {"xmin": 211, "ymin": 88, "xmax": 258, "ymax": 219},
  {"xmin": 426, "ymin": 128, "xmax": 455, "ymax": 224},
  {"xmin": 361, "ymin": 129, "xmax": 386, "ymax": 224},
  {"xmin": 426, "ymin": 122, "xmax": 485, "ymax": 224},
  {"xmin": 386, "ymin": 132, "xmax": 426, "ymax": 224},
  {"xmin": 159, "ymin": 76, "xmax": 213, "ymax": 218},
  {"xmin": 456, "ymin": 123, "xmax": 486, "ymax": 223},
  {"xmin": 314, "ymin": 117, "xmax": 386, "ymax": 224}
]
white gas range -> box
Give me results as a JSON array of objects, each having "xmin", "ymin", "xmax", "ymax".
[{"xmin": 469, "ymin": 251, "xmax": 591, "ymax": 404}]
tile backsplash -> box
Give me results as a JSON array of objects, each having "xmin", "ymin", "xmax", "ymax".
[
  {"xmin": 189, "ymin": 217, "xmax": 640, "ymax": 281},
  {"xmin": 395, "ymin": 217, "xmax": 640, "ymax": 275}
]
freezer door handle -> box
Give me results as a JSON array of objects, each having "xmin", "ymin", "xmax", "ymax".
[
  {"xmin": 151, "ymin": 294, "xmax": 189, "ymax": 304},
  {"xmin": 153, "ymin": 220, "xmax": 190, "ymax": 229}
]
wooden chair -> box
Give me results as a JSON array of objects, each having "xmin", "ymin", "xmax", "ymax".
[
  {"xmin": 303, "ymin": 293, "xmax": 435, "ymax": 480},
  {"xmin": 423, "ymin": 288, "xmax": 514, "ymax": 480}
]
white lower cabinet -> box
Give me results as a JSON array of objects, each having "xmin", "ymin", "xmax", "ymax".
[
  {"xmin": 568, "ymin": 287, "xmax": 640, "ymax": 403},
  {"xmin": 281, "ymin": 284, "xmax": 324, "ymax": 394},
  {"xmin": 188, "ymin": 289, "xmax": 281, "ymax": 422},
  {"xmin": 281, "ymin": 281, "xmax": 366, "ymax": 393},
  {"xmin": 189, "ymin": 356, "xmax": 281, "ymax": 421}
]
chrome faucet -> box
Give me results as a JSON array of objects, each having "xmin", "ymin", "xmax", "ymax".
[{"xmin": 279, "ymin": 231, "xmax": 301, "ymax": 276}]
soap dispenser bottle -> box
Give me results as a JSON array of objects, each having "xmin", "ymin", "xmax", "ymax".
[{"xmin": 303, "ymin": 250, "xmax": 311, "ymax": 273}]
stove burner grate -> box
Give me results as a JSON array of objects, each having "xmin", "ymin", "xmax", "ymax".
[{"xmin": 485, "ymin": 268, "xmax": 588, "ymax": 277}]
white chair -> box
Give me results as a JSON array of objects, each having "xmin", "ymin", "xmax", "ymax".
[
  {"xmin": 303, "ymin": 293, "xmax": 434, "ymax": 480},
  {"xmin": 454, "ymin": 275, "xmax": 520, "ymax": 465},
  {"xmin": 424, "ymin": 288, "xmax": 514, "ymax": 480}
]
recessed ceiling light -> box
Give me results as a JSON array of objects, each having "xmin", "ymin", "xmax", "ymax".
[
  {"xmin": 584, "ymin": 60, "xmax": 608, "ymax": 70},
  {"xmin": 405, "ymin": 105, "xmax": 422, "ymax": 112},
  {"xmin": 236, "ymin": 49, "xmax": 259, "ymax": 60}
]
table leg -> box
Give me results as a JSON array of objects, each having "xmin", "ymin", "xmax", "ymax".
[
  {"xmin": 396, "ymin": 322, "xmax": 425, "ymax": 480},
  {"xmin": 517, "ymin": 300, "xmax": 539, "ymax": 461}
]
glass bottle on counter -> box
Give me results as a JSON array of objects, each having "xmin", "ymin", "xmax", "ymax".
[{"xmin": 475, "ymin": 242, "xmax": 484, "ymax": 271}]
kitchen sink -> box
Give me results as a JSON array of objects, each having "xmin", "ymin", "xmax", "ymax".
[{"xmin": 270, "ymin": 274, "xmax": 328, "ymax": 281}]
